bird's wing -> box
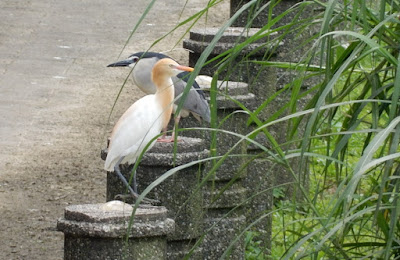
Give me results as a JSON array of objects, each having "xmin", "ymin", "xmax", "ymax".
[
  {"xmin": 104, "ymin": 95, "xmax": 163, "ymax": 171},
  {"xmin": 177, "ymin": 72, "xmax": 206, "ymax": 98},
  {"xmin": 173, "ymin": 74, "xmax": 211, "ymax": 123}
]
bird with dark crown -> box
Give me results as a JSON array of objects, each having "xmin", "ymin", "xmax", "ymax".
[
  {"xmin": 105, "ymin": 58, "xmax": 194, "ymax": 204},
  {"xmin": 108, "ymin": 51, "xmax": 210, "ymax": 141}
]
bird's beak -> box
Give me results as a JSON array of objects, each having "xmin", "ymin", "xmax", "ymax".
[
  {"xmin": 176, "ymin": 65, "xmax": 194, "ymax": 72},
  {"xmin": 107, "ymin": 59, "xmax": 133, "ymax": 67}
]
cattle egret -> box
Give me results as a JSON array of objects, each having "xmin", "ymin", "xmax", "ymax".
[
  {"xmin": 105, "ymin": 58, "xmax": 194, "ymax": 203},
  {"xmin": 108, "ymin": 52, "xmax": 210, "ymax": 141}
]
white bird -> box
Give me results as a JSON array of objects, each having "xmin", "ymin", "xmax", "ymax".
[
  {"xmin": 105, "ymin": 58, "xmax": 194, "ymax": 203},
  {"xmin": 108, "ymin": 52, "xmax": 210, "ymax": 141}
]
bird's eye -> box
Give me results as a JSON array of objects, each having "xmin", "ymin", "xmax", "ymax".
[{"xmin": 130, "ymin": 56, "xmax": 139, "ymax": 63}]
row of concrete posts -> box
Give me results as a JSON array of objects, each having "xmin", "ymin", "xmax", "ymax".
[{"xmin": 57, "ymin": 0, "xmax": 309, "ymax": 259}]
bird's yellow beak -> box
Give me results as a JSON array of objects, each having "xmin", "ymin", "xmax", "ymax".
[{"xmin": 176, "ymin": 65, "xmax": 194, "ymax": 72}]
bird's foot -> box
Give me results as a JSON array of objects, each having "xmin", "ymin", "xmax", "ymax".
[
  {"xmin": 157, "ymin": 136, "xmax": 181, "ymax": 143},
  {"xmin": 115, "ymin": 194, "xmax": 161, "ymax": 206}
]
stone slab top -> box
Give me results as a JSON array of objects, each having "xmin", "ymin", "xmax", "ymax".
[
  {"xmin": 57, "ymin": 202, "xmax": 175, "ymax": 238},
  {"xmin": 183, "ymin": 26, "xmax": 280, "ymax": 56},
  {"xmin": 64, "ymin": 201, "xmax": 168, "ymax": 224},
  {"xmin": 148, "ymin": 137, "xmax": 205, "ymax": 153},
  {"xmin": 189, "ymin": 27, "xmax": 271, "ymax": 43}
]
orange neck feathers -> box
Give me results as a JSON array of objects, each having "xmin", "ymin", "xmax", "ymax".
[{"xmin": 152, "ymin": 67, "xmax": 175, "ymax": 129}]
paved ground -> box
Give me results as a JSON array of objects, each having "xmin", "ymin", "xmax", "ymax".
[{"xmin": 0, "ymin": 1, "xmax": 228, "ymax": 258}]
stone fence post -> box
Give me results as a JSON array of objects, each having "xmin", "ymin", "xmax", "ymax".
[
  {"xmin": 57, "ymin": 201, "xmax": 174, "ymax": 260},
  {"xmin": 201, "ymin": 81, "xmax": 256, "ymax": 259},
  {"xmin": 183, "ymin": 26, "xmax": 276, "ymax": 254},
  {"xmin": 106, "ymin": 137, "xmax": 208, "ymax": 259},
  {"xmin": 229, "ymin": 0, "xmax": 317, "ymax": 197}
]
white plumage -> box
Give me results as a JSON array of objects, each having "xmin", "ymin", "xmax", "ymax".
[
  {"xmin": 104, "ymin": 58, "xmax": 194, "ymax": 203},
  {"xmin": 104, "ymin": 95, "xmax": 164, "ymax": 171}
]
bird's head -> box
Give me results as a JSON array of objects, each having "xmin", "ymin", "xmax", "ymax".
[
  {"xmin": 107, "ymin": 52, "xmax": 170, "ymax": 68},
  {"xmin": 152, "ymin": 58, "xmax": 194, "ymax": 80}
]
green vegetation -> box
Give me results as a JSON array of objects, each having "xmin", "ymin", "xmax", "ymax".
[
  {"xmin": 119, "ymin": 0, "xmax": 400, "ymax": 258},
  {"xmin": 244, "ymin": 0, "xmax": 400, "ymax": 258}
]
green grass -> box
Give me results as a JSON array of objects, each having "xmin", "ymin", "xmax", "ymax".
[
  {"xmin": 113, "ymin": 0, "xmax": 400, "ymax": 258},
  {"xmin": 242, "ymin": 0, "xmax": 400, "ymax": 259}
]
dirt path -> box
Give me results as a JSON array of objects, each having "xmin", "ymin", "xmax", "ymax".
[{"xmin": 0, "ymin": 1, "xmax": 228, "ymax": 259}]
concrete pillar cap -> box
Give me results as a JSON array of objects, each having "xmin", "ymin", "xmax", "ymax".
[
  {"xmin": 183, "ymin": 27, "xmax": 278, "ymax": 56},
  {"xmin": 57, "ymin": 203, "xmax": 175, "ymax": 238}
]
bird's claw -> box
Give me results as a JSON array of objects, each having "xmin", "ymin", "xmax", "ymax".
[{"xmin": 157, "ymin": 136, "xmax": 181, "ymax": 143}]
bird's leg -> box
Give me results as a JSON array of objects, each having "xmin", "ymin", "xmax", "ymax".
[
  {"xmin": 124, "ymin": 163, "xmax": 138, "ymax": 194},
  {"xmin": 114, "ymin": 164, "xmax": 138, "ymax": 198},
  {"xmin": 157, "ymin": 126, "xmax": 169, "ymax": 142},
  {"xmin": 157, "ymin": 115, "xmax": 182, "ymax": 143},
  {"xmin": 114, "ymin": 159, "xmax": 160, "ymax": 205},
  {"xmin": 171, "ymin": 114, "xmax": 182, "ymax": 142}
]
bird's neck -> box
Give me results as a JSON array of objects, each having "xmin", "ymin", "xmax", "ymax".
[{"xmin": 154, "ymin": 76, "xmax": 174, "ymax": 128}]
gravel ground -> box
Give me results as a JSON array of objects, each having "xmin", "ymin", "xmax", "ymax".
[{"xmin": 0, "ymin": 1, "xmax": 228, "ymax": 259}]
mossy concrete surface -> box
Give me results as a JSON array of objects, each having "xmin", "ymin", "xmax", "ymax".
[{"xmin": 57, "ymin": 203, "xmax": 174, "ymax": 260}]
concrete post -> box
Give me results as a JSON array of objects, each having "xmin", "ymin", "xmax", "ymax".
[
  {"xmin": 184, "ymin": 27, "xmax": 277, "ymax": 109},
  {"xmin": 183, "ymin": 26, "xmax": 275, "ymax": 255},
  {"xmin": 230, "ymin": 0, "xmax": 270, "ymax": 28},
  {"xmin": 231, "ymin": 0, "xmax": 303, "ymax": 28},
  {"xmin": 106, "ymin": 137, "xmax": 209, "ymax": 259},
  {"xmin": 229, "ymin": 0, "xmax": 317, "ymax": 198},
  {"xmin": 203, "ymin": 82, "xmax": 257, "ymax": 260},
  {"xmin": 192, "ymin": 77, "xmax": 258, "ymax": 258},
  {"xmin": 57, "ymin": 201, "xmax": 174, "ymax": 260}
]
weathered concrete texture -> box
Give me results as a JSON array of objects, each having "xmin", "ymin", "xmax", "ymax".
[
  {"xmin": 201, "ymin": 80, "xmax": 255, "ymax": 259},
  {"xmin": 207, "ymin": 112, "xmax": 249, "ymax": 179},
  {"xmin": 202, "ymin": 180, "xmax": 247, "ymax": 259},
  {"xmin": 174, "ymin": 80, "xmax": 256, "ymax": 141},
  {"xmin": 106, "ymin": 137, "xmax": 208, "ymax": 202},
  {"xmin": 230, "ymin": 0, "xmax": 269, "ymax": 28},
  {"xmin": 202, "ymin": 79, "xmax": 258, "ymax": 179},
  {"xmin": 106, "ymin": 137, "xmax": 208, "ymax": 259},
  {"xmin": 167, "ymin": 240, "xmax": 203, "ymax": 260},
  {"xmin": 227, "ymin": 0, "xmax": 316, "ymax": 250},
  {"xmin": 189, "ymin": 53, "xmax": 265, "ymax": 260},
  {"xmin": 230, "ymin": 0, "xmax": 317, "ymax": 198},
  {"xmin": 204, "ymin": 182, "xmax": 247, "ymax": 210},
  {"xmin": 189, "ymin": 27, "xmax": 267, "ymax": 44},
  {"xmin": 203, "ymin": 216, "xmax": 246, "ymax": 260},
  {"xmin": 185, "ymin": 27, "xmax": 274, "ymax": 56},
  {"xmin": 183, "ymin": 27, "xmax": 278, "ymax": 121},
  {"xmin": 165, "ymin": 79, "xmax": 254, "ymax": 258},
  {"xmin": 230, "ymin": 0, "xmax": 302, "ymax": 28},
  {"xmin": 184, "ymin": 25, "xmax": 277, "ymax": 257},
  {"xmin": 270, "ymin": 1, "xmax": 320, "ymax": 90},
  {"xmin": 242, "ymin": 157, "xmax": 274, "ymax": 250},
  {"xmin": 63, "ymin": 237, "xmax": 166, "ymax": 260},
  {"xmin": 57, "ymin": 202, "xmax": 174, "ymax": 260},
  {"xmin": 203, "ymin": 80, "xmax": 257, "ymax": 110}
]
